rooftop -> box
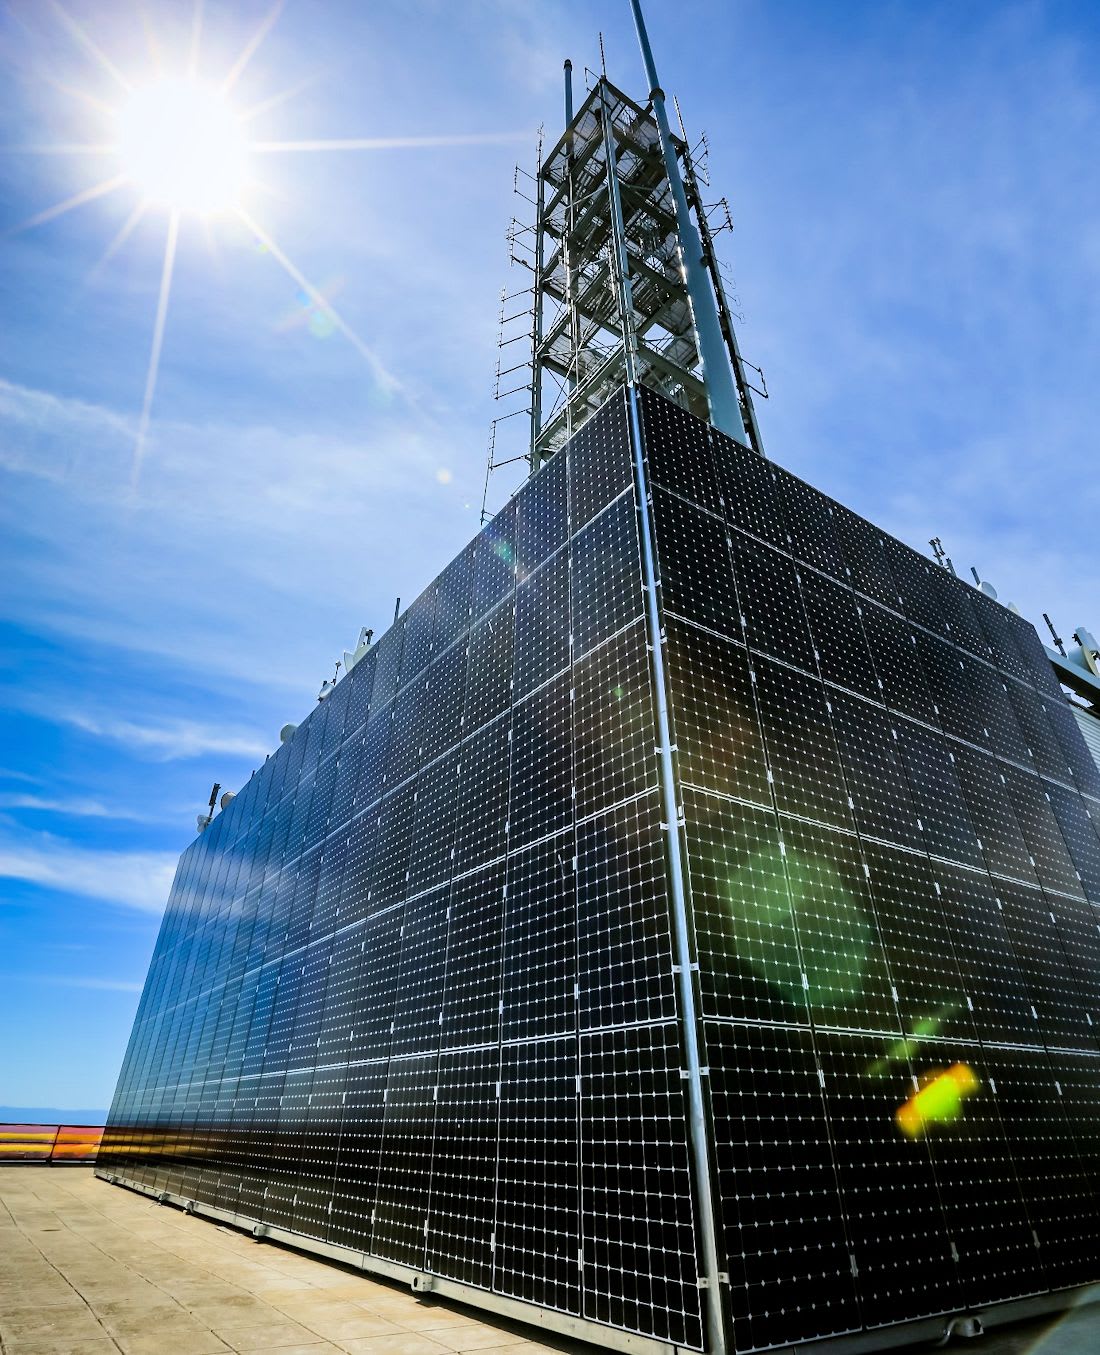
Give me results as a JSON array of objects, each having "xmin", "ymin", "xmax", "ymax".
[
  {"xmin": 0, "ymin": 1168, "xmax": 592, "ymax": 1355},
  {"xmin": 2, "ymin": 1168, "xmax": 1098, "ymax": 1355}
]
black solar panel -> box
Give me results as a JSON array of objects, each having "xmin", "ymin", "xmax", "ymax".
[{"xmin": 100, "ymin": 385, "xmax": 1100, "ymax": 1354}]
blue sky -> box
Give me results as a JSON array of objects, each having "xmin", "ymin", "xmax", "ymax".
[{"xmin": 0, "ymin": 0, "xmax": 1098, "ymax": 1113}]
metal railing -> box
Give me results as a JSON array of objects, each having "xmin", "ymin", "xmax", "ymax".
[{"xmin": 0, "ymin": 1123, "xmax": 103, "ymax": 1164}]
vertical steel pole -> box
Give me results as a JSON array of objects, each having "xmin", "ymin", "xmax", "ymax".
[
  {"xmin": 564, "ymin": 55, "xmax": 574, "ymax": 125},
  {"xmin": 529, "ymin": 134, "xmax": 546, "ymax": 473},
  {"xmin": 562, "ymin": 59, "xmax": 579, "ymax": 445},
  {"xmin": 600, "ymin": 81, "xmax": 729, "ymax": 1355},
  {"xmin": 628, "ymin": 0, "xmax": 748, "ymax": 448},
  {"xmin": 598, "ymin": 83, "xmax": 639, "ymax": 384},
  {"xmin": 680, "ymin": 142, "xmax": 765, "ymax": 456}
]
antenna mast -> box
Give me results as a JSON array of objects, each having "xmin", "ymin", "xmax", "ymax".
[
  {"xmin": 512, "ymin": 0, "xmax": 765, "ymax": 479},
  {"xmin": 627, "ymin": 0, "xmax": 746, "ymax": 445}
]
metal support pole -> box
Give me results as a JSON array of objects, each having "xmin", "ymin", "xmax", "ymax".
[
  {"xmin": 564, "ymin": 55, "xmax": 574, "ymax": 125},
  {"xmin": 625, "ymin": 389, "xmax": 731, "ymax": 1355},
  {"xmin": 562, "ymin": 59, "xmax": 580, "ymax": 446},
  {"xmin": 601, "ymin": 77, "xmax": 729, "ymax": 1355},
  {"xmin": 529, "ymin": 133, "xmax": 546, "ymax": 473},
  {"xmin": 598, "ymin": 82, "xmax": 639, "ymax": 385},
  {"xmin": 680, "ymin": 141, "xmax": 765, "ymax": 456},
  {"xmin": 629, "ymin": 0, "xmax": 748, "ymax": 447}
]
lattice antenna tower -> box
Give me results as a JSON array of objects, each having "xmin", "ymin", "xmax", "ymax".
[{"xmin": 519, "ymin": 0, "xmax": 767, "ymax": 475}]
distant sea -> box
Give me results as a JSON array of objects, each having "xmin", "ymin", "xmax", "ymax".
[{"xmin": 0, "ymin": 1106, "xmax": 110, "ymax": 1123}]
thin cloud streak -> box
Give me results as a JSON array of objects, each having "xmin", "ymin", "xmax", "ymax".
[
  {"xmin": 0, "ymin": 834, "xmax": 176, "ymax": 913},
  {"xmin": 0, "ymin": 793, "xmax": 169, "ymax": 823},
  {"xmin": 4, "ymin": 973, "xmax": 144, "ymax": 994},
  {"xmin": 54, "ymin": 709, "xmax": 270, "ymax": 762},
  {"xmin": 250, "ymin": 132, "xmax": 532, "ymax": 152}
]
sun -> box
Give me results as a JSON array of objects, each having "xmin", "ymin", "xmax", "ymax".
[
  {"xmin": 115, "ymin": 77, "xmax": 248, "ymax": 215},
  {"xmin": 9, "ymin": 2, "xmax": 520, "ymax": 489}
]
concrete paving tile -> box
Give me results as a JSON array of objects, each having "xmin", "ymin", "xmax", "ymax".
[
  {"xmin": 98, "ymin": 1302, "xmax": 193, "ymax": 1331},
  {"xmin": 112, "ymin": 1331, "xmax": 232, "ymax": 1355},
  {"xmin": 271, "ymin": 1300, "xmax": 369, "ymax": 1323},
  {"xmin": 0, "ymin": 1308, "xmax": 108, "ymax": 1343},
  {"xmin": 423, "ymin": 1332, "xmax": 534, "ymax": 1353},
  {"xmin": 187, "ymin": 1298, "xmax": 276, "ymax": 1324},
  {"xmin": 250, "ymin": 1280, "xmax": 329, "ymax": 1297},
  {"xmin": 168, "ymin": 1285, "xmax": 255, "ymax": 1305},
  {"xmin": 311, "ymin": 1313, "xmax": 402, "ymax": 1339},
  {"xmin": 1, "ymin": 1340, "xmax": 120, "ymax": 1355},
  {"xmin": 451, "ymin": 1346, "xmax": 561, "ymax": 1355},
  {"xmin": 352, "ymin": 1300, "xmax": 433, "ymax": 1324},
  {"xmin": 0, "ymin": 1291, "xmax": 90, "ymax": 1315},
  {"xmin": 215, "ymin": 1322, "xmax": 317, "ymax": 1350},
  {"xmin": 237, "ymin": 1347, "xmax": 343, "ymax": 1355},
  {"xmin": 302, "ymin": 1282, "xmax": 380, "ymax": 1302},
  {"xmin": 392, "ymin": 1309, "xmax": 489, "ymax": 1332},
  {"xmin": 336, "ymin": 1337, "xmax": 456, "ymax": 1355}
]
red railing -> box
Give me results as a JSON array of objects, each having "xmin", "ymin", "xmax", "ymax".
[{"xmin": 0, "ymin": 1123, "xmax": 104, "ymax": 1163}]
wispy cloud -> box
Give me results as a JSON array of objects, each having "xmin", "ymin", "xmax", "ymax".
[
  {"xmin": 0, "ymin": 833, "xmax": 176, "ymax": 913},
  {"xmin": 0, "ymin": 373, "xmax": 471, "ymax": 693},
  {"xmin": 54, "ymin": 709, "xmax": 270, "ymax": 762},
  {"xmin": 2, "ymin": 973, "xmax": 144, "ymax": 994},
  {"xmin": 0, "ymin": 792, "xmax": 167, "ymax": 821}
]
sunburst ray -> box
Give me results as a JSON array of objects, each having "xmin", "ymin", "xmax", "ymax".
[
  {"xmin": 86, "ymin": 202, "xmax": 149, "ymax": 289},
  {"xmin": 187, "ymin": 0, "xmax": 205, "ymax": 78},
  {"xmin": 40, "ymin": 75, "xmax": 115, "ymax": 118},
  {"xmin": 2, "ymin": 143, "xmax": 117, "ymax": 156},
  {"xmin": 221, "ymin": 1, "xmax": 283, "ymax": 96},
  {"xmin": 49, "ymin": 0, "xmax": 131, "ymax": 94},
  {"xmin": 240, "ymin": 72, "xmax": 319, "ymax": 125},
  {"xmin": 5, "ymin": 174, "xmax": 127, "ymax": 237},
  {"xmin": 132, "ymin": 209, "xmax": 180, "ymax": 489},
  {"xmin": 236, "ymin": 206, "xmax": 399, "ymax": 393}
]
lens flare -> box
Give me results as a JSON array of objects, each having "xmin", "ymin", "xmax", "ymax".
[
  {"xmin": 895, "ymin": 1063, "xmax": 980, "ymax": 1139},
  {"xmin": 115, "ymin": 78, "xmax": 248, "ymax": 213},
  {"xmin": 725, "ymin": 848, "xmax": 872, "ymax": 1009}
]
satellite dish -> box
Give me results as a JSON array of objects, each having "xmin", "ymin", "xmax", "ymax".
[
  {"xmin": 219, "ymin": 791, "xmax": 235, "ymax": 810},
  {"xmin": 1006, "ymin": 602, "xmax": 1021, "ymax": 616},
  {"xmin": 979, "ymin": 581, "xmax": 998, "ymax": 600},
  {"xmin": 279, "ymin": 723, "xmax": 298, "ymax": 743},
  {"xmin": 318, "ymin": 680, "xmax": 335, "ymax": 702},
  {"xmin": 196, "ymin": 814, "xmax": 209, "ymax": 832},
  {"xmin": 345, "ymin": 626, "xmax": 374, "ymax": 673}
]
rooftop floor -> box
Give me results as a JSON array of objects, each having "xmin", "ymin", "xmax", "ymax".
[
  {"xmin": 1, "ymin": 1168, "xmax": 1097, "ymax": 1355},
  {"xmin": 0, "ymin": 1168, "xmax": 590, "ymax": 1355}
]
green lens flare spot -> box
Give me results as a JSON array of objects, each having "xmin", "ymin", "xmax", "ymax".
[{"xmin": 722, "ymin": 847, "xmax": 871, "ymax": 1010}]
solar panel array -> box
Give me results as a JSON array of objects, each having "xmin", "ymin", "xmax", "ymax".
[
  {"xmin": 98, "ymin": 393, "xmax": 705, "ymax": 1351},
  {"xmin": 638, "ymin": 386, "xmax": 1100, "ymax": 1351},
  {"xmin": 99, "ymin": 383, "xmax": 1100, "ymax": 1353}
]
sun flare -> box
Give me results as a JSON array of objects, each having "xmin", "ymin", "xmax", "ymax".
[
  {"xmin": 10, "ymin": 1, "xmax": 521, "ymax": 487},
  {"xmin": 115, "ymin": 77, "xmax": 248, "ymax": 214}
]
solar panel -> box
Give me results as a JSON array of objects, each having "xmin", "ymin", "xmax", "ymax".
[{"xmin": 100, "ymin": 385, "xmax": 1100, "ymax": 1354}]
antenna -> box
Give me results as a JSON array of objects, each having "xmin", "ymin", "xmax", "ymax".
[
  {"xmin": 598, "ymin": 30, "xmax": 607, "ymax": 79},
  {"xmin": 672, "ymin": 93, "xmax": 688, "ymax": 140},
  {"xmin": 318, "ymin": 659, "xmax": 341, "ymax": 702},
  {"xmin": 628, "ymin": 0, "xmax": 748, "ymax": 446},
  {"xmin": 1043, "ymin": 613, "xmax": 1067, "ymax": 656},
  {"xmin": 197, "ymin": 781, "xmax": 221, "ymax": 833},
  {"xmin": 928, "ymin": 537, "xmax": 957, "ymax": 576}
]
